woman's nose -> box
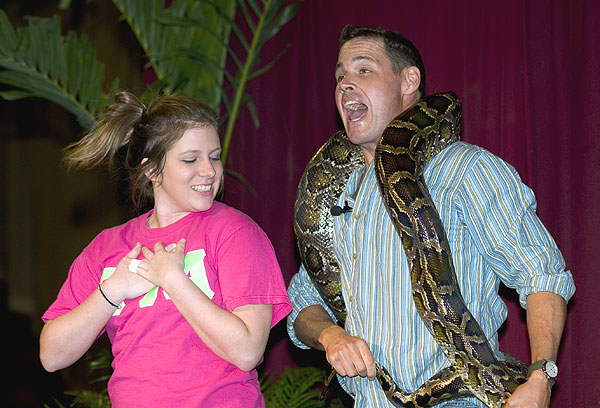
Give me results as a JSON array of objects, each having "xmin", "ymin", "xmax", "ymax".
[{"xmin": 198, "ymin": 159, "xmax": 216, "ymax": 177}]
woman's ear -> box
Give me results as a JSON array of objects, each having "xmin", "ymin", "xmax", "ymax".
[{"xmin": 141, "ymin": 158, "xmax": 158, "ymax": 182}]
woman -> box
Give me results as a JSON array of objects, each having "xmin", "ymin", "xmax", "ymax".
[{"xmin": 40, "ymin": 92, "xmax": 292, "ymax": 407}]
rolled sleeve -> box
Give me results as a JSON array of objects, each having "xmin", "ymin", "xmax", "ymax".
[
  {"xmin": 512, "ymin": 209, "xmax": 576, "ymax": 307},
  {"xmin": 459, "ymin": 149, "xmax": 575, "ymax": 308},
  {"xmin": 286, "ymin": 263, "xmax": 339, "ymax": 349}
]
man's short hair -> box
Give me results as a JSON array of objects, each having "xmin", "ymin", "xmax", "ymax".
[{"xmin": 340, "ymin": 25, "xmax": 426, "ymax": 95}]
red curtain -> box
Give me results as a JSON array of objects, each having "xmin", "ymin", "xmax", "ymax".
[{"xmin": 224, "ymin": 1, "xmax": 599, "ymax": 405}]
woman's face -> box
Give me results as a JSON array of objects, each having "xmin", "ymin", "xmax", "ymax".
[{"xmin": 151, "ymin": 126, "xmax": 223, "ymax": 221}]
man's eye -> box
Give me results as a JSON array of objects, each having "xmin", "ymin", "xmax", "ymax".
[
  {"xmin": 336, "ymin": 74, "xmax": 344, "ymax": 83},
  {"xmin": 359, "ymin": 68, "xmax": 371, "ymax": 74},
  {"xmin": 210, "ymin": 156, "xmax": 221, "ymax": 162}
]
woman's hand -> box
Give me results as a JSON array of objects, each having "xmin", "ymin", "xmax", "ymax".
[
  {"xmin": 138, "ymin": 239, "xmax": 187, "ymax": 291},
  {"xmin": 102, "ymin": 243, "xmax": 155, "ymax": 304}
]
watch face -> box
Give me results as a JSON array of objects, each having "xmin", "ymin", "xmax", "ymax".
[{"xmin": 544, "ymin": 360, "xmax": 558, "ymax": 378}]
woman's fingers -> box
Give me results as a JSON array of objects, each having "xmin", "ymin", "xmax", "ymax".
[{"xmin": 128, "ymin": 258, "xmax": 141, "ymax": 274}]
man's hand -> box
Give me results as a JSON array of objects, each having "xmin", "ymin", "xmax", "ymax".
[
  {"xmin": 294, "ymin": 305, "xmax": 377, "ymax": 379},
  {"xmin": 318, "ymin": 324, "xmax": 377, "ymax": 379},
  {"xmin": 504, "ymin": 370, "xmax": 551, "ymax": 408}
]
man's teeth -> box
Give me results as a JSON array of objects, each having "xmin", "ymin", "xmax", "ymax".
[
  {"xmin": 191, "ymin": 185, "xmax": 211, "ymax": 192},
  {"xmin": 344, "ymin": 101, "xmax": 364, "ymax": 110},
  {"xmin": 344, "ymin": 100, "xmax": 367, "ymax": 121}
]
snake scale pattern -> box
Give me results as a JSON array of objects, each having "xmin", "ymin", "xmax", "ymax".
[{"xmin": 293, "ymin": 92, "xmax": 528, "ymax": 407}]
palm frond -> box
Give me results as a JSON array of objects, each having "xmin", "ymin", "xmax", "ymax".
[
  {"xmin": 64, "ymin": 389, "xmax": 111, "ymax": 408},
  {"xmin": 220, "ymin": 0, "xmax": 302, "ymax": 164},
  {"xmin": 224, "ymin": 167, "xmax": 259, "ymax": 198},
  {"xmin": 0, "ymin": 10, "xmax": 116, "ymax": 129},
  {"xmin": 113, "ymin": 0, "xmax": 236, "ymax": 110},
  {"xmin": 261, "ymin": 366, "xmax": 330, "ymax": 408}
]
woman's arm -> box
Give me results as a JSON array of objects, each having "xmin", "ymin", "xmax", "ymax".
[
  {"xmin": 40, "ymin": 243, "xmax": 154, "ymax": 372},
  {"xmin": 139, "ymin": 239, "xmax": 273, "ymax": 371},
  {"xmin": 170, "ymin": 276, "xmax": 272, "ymax": 371},
  {"xmin": 40, "ymin": 285, "xmax": 120, "ymax": 372}
]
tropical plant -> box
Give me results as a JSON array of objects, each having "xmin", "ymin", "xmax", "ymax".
[
  {"xmin": 261, "ymin": 366, "xmax": 345, "ymax": 408},
  {"xmin": 43, "ymin": 347, "xmax": 112, "ymax": 408},
  {"xmin": 44, "ymin": 347, "xmax": 344, "ymax": 408},
  {"xmin": 0, "ymin": 0, "xmax": 300, "ymax": 166}
]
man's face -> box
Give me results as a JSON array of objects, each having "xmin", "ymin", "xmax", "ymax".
[{"xmin": 334, "ymin": 37, "xmax": 406, "ymax": 165}]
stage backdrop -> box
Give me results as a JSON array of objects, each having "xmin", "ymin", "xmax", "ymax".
[{"xmin": 221, "ymin": 1, "xmax": 599, "ymax": 406}]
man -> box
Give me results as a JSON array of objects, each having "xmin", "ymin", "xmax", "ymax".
[{"xmin": 287, "ymin": 25, "xmax": 575, "ymax": 407}]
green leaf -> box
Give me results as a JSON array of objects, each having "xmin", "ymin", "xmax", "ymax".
[
  {"xmin": 224, "ymin": 168, "xmax": 258, "ymax": 198},
  {"xmin": 0, "ymin": 10, "xmax": 114, "ymax": 129},
  {"xmin": 0, "ymin": 10, "xmax": 17, "ymax": 53},
  {"xmin": 0, "ymin": 89, "xmax": 32, "ymax": 100},
  {"xmin": 261, "ymin": 2, "xmax": 301, "ymax": 41},
  {"xmin": 261, "ymin": 366, "xmax": 332, "ymax": 408},
  {"xmin": 236, "ymin": 0, "xmax": 258, "ymax": 32},
  {"xmin": 57, "ymin": 0, "xmax": 73, "ymax": 10}
]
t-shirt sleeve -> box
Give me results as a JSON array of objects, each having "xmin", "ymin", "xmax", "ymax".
[
  {"xmin": 41, "ymin": 239, "xmax": 103, "ymax": 322},
  {"xmin": 216, "ymin": 223, "xmax": 291, "ymax": 327},
  {"xmin": 457, "ymin": 150, "xmax": 575, "ymax": 308}
]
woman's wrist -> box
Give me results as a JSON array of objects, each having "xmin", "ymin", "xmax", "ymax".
[
  {"xmin": 98, "ymin": 277, "xmax": 125, "ymax": 306},
  {"xmin": 99, "ymin": 282, "xmax": 122, "ymax": 309},
  {"xmin": 160, "ymin": 268, "xmax": 190, "ymax": 299}
]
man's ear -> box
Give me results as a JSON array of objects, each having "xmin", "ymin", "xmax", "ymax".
[{"xmin": 401, "ymin": 66, "xmax": 421, "ymax": 96}]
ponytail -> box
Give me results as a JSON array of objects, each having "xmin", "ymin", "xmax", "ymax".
[{"xmin": 63, "ymin": 91, "xmax": 145, "ymax": 170}]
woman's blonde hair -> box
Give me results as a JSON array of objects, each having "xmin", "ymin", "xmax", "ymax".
[{"xmin": 63, "ymin": 91, "xmax": 219, "ymax": 211}]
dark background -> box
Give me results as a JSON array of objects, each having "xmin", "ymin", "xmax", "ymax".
[{"xmin": 1, "ymin": 1, "xmax": 597, "ymax": 406}]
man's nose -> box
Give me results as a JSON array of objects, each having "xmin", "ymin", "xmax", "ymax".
[{"xmin": 339, "ymin": 75, "xmax": 354, "ymax": 92}]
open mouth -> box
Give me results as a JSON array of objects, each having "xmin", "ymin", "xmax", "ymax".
[{"xmin": 344, "ymin": 100, "xmax": 368, "ymax": 122}]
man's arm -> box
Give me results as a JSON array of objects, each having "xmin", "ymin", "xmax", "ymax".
[
  {"xmin": 294, "ymin": 304, "xmax": 376, "ymax": 379},
  {"xmin": 505, "ymin": 291, "xmax": 567, "ymax": 408},
  {"xmin": 526, "ymin": 291, "xmax": 567, "ymax": 364}
]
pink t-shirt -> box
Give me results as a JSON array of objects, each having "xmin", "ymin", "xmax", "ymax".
[{"xmin": 43, "ymin": 202, "xmax": 291, "ymax": 407}]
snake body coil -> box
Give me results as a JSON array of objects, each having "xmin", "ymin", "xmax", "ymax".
[{"xmin": 293, "ymin": 92, "xmax": 527, "ymax": 407}]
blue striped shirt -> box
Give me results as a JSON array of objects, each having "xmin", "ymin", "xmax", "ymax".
[{"xmin": 287, "ymin": 142, "xmax": 575, "ymax": 407}]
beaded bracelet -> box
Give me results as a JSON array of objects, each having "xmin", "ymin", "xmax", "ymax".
[{"xmin": 98, "ymin": 283, "xmax": 121, "ymax": 309}]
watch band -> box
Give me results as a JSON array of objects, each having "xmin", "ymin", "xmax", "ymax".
[{"xmin": 528, "ymin": 359, "xmax": 558, "ymax": 385}]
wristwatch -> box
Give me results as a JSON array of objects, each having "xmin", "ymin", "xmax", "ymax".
[{"xmin": 527, "ymin": 359, "xmax": 558, "ymax": 385}]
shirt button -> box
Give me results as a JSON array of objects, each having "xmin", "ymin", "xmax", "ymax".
[
  {"xmin": 352, "ymin": 253, "xmax": 357, "ymax": 260},
  {"xmin": 349, "ymin": 296, "xmax": 354, "ymax": 302},
  {"xmin": 353, "ymin": 213, "xmax": 360, "ymax": 220}
]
